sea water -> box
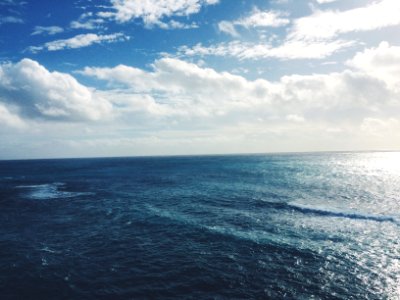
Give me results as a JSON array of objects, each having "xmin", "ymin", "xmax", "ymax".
[{"xmin": 0, "ymin": 152, "xmax": 399, "ymax": 299}]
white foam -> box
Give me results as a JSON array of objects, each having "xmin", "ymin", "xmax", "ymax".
[{"xmin": 17, "ymin": 183, "xmax": 93, "ymax": 200}]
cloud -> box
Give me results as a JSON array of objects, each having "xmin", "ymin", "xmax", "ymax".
[
  {"xmin": 0, "ymin": 59, "xmax": 112, "ymax": 121},
  {"xmin": 101, "ymin": 0, "xmax": 219, "ymax": 26},
  {"xmin": 70, "ymin": 11, "xmax": 106, "ymax": 30},
  {"xmin": 156, "ymin": 20, "xmax": 198, "ymax": 30},
  {"xmin": 79, "ymin": 57, "xmax": 273, "ymax": 115},
  {"xmin": 2, "ymin": 46, "xmax": 400, "ymax": 155},
  {"xmin": 0, "ymin": 15, "xmax": 23, "ymax": 25},
  {"xmin": 2, "ymin": 51, "xmax": 395, "ymax": 128},
  {"xmin": 0, "ymin": 103, "xmax": 26, "ymax": 128},
  {"xmin": 290, "ymin": 0, "xmax": 400, "ymax": 40},
  {"xmin": 218, "ymin": 9, "xmax": 289, "ymax": 37},
  {"xmin": 286, "ymin": 114, "xmax": 305, "ymax": 123},
  {"xmin": 0, "ymin": 0, "xmax": 26, "ymax": 5},
  {"xmin": 70, "ymin": 18, "xmax": 105, "ymax": 30},
  {"xmin": 31, "ymin": 25, "xmax": 64, "ymax": 36},
  {"xmin": 361, "ymin": 117, "xmax": 400, "ymax": 137},
  {"xmin": 316, "ymin": 0, "xmax": 338, "ymax": 3},
  {"xmin": 79, "ymin": 52, "xmax": 399, "ymax": 124},
  {"xmin": 177, "ymin": 39, "xmax": 354, "ymax": 60},
  {"xmin": 218, "ymin": 21, "xmax": 239, "ymax": 37},
  {"xmin": 192, "ymin": 0, "xmax": 400, "ymax": 61},
  {"xmin": 347, "ymin": 41, "xmax": 400, "ymax": 89},
  {"xmin": 234, "ymin": 9, "xmax": 290, "ymax": 28},
  {"xmin": 28, "ymin": 33, "xmax": 129, "ymax": 52},
  {"xmin": 0, "ymin": 0, "xmax": 26, "ymax": 26}
]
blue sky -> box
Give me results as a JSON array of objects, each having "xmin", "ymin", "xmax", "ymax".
[{"xmin": 0, "ymin": 0, "xmax": 400, "ymax": 159}]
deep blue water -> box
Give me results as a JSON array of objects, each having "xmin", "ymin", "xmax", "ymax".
[{"xmin": 1, "ymin": 152, "xmax": 400, "ymax": 299}]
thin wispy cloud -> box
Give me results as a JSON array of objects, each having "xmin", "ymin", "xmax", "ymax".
[
  {"xmin": 31, "ymin": 25, "xmax": 64, "ymax": 36},
  {"xmin": 218, "ymin": 21, "xmax": 239, "ymax": 37},
  {"xmin": 70, "ymin": 11, "xmax": 105, "ymax": 30},
  {"xmin": 218, "ymin": 8, "xmax": 289, "ymax": 37},
  {"xmin": 28, "ymin": 33, "xmax": 129, "ymax": 52},
  {"xmin": 0, "ymin": 15, "xmax": 23, "ymax": 24},
  {"xmin": 177, "ymin": 39, "xmax": 354, "ymax": 60}
]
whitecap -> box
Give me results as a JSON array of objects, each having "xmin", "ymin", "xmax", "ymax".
[{"xmin": 16, "ymin": 183, "xmax": 93, "ymax": 200}]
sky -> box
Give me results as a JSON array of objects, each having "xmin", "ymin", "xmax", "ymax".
[{"xmin": 0, "ymin": 0, "xmax": 400, "ymax": 159}]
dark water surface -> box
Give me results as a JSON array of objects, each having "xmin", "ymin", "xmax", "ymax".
[{"xmin": 1, "ymin": 152, "xmax": 399, "ymax": 299}]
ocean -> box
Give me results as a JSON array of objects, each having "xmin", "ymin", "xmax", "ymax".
[{"xmin": 0, "ymin": 152, "xmax": 399, "ymax": 299}]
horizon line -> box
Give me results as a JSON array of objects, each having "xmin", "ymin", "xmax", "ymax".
[{"xmin": 1, "ymin": 149, "xmax": 399, "ymax": 162}]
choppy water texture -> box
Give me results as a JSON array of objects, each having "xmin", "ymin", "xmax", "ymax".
[{"xmin": 1, "ymin": 152, "xmax": 400, "ymax": 299}]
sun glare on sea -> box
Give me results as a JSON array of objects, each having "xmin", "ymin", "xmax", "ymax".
[{"xmin": 364, "ymin": 152, "xmax": 400, "ymax": 175}]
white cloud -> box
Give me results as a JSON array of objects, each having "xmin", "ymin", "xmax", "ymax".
[
  {"xmin": 218, "ymin": 21, "xmax": 239, "ymax": 37},
  {"xmin": 157, "ymin": 20, "xmax": 198, "ymax": 30},
  {"xmin": 31, "ymin": 25, "xmax": 64, "ymax": 36},
  {"xmin": 2, "ymin": 50, "xmax": 396, "ymax": 130},
  {"xmin": 178, "ymin": 39, "xmax": 354, "ymax": 60},
  {"xmin": 218, "ymin": 9, "xmax": 289, "ymax": 37},
  {"xmin": 70, "ymin": 18, "xmax": 105, "ymax": 30},
  {"xmin": 212, "ymin": 0, "xmax": 400, "ymax": 60},
  {"xmin": 235, "ymin": 9, "xmax": 290, "ymax": 28},
  {"xmin": 0, "ymin": 59, "xmax": 112, "ymax": 121},
  {"xmin": 316, "ymin": 0, "xmax": 339, "ymax": 3},
  {"xmin": 290, "ymin": 0, "xmax": 400, "ymax": 40},
  {"xmin": 28, "ymin": 33, "xmax": 129, "ymax": 52},
  {"xmin": 80, "ymin": 53, "xmax": 399, "ymax": 124},
  {"xmin": 79, "ymin": 57, "xmax": 273, "ymax": 113},
  {"xmin": 0, "ymin": 103, "xmax": 26, "ymax": 128},
  {"xmin": 286, "ymin": 114, "xmax": 305, "ymax": 123},
  {"xmin": 2, "ymin": 47, "xmax": 400, "ymax": 155},
  {"xmin": 103, "ymin": 0, "xmax": 219, "ymax": 26},
  {"xmin": 347, "ymin": 41, "xmax": 400, "ymax": 89}
]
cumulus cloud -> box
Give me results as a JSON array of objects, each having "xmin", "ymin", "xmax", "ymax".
[
  {"xmin": 28, "ymin": 33, "xmax": 129, "ymax": 52},
  {"xmin": 31, "ymin": 25, "xmax": 64, "ymax": 36},
  {"xmin": 347, "ymin": 42, "xmax": 400, "ymax": 89},
  {"xmin": 2, "ymin": 43, "xmax": 400, "ymax": 140},
  {"xmin": 2, "ymin": 45, "xmax": 400, "ymax": 155},
  {"xmin": 79, "ymin": 51, "xmax": 399, "ymax": 124},
  {"xmin": 79, "ymin": 57, "xmax": 274, "ymax": 118},
  {"xmin": 0, "ymin": 59, "xmax": 112, "ymax": 121},
  {"xmin": 2, "ymin": 49, "xmax": 397, "ymax": 129},
  {"xmin": 0, "ymin": 103, "xmax": 25, "ymax": 128},
  {"xmin": 101, "ymin": 0, "xmax": 219, "ymax": 27}
]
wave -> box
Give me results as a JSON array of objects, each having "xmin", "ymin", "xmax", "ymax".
[
  {"xmin": 288, "ymin": 202, "xmax": 400, "ymax": 225},
  {"xmin": 16, "ymin": 183, "xmax": 93, "ymax": 200},
  {"xmin": 145, "ymin": 205, "xmax": 288, "ymax": 246}
]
